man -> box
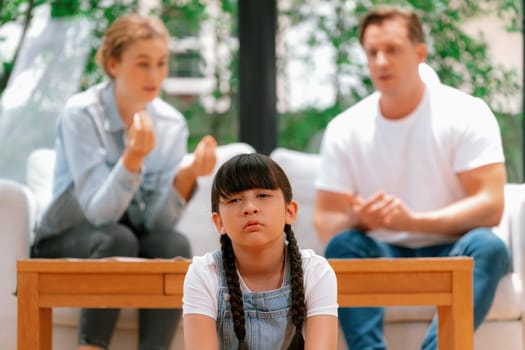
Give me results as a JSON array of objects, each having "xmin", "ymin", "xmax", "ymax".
[{"xmin": 313, "ymin": 6, "xmax": 510, "ymax": 350}]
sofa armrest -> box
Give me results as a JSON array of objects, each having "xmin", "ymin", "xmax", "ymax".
[
  {"xmin": 501, "ymin": 184, "xmax": 525, "ymax": 279},
  {"xmin": 26, "ymin": 148, "xmax": 55, "ymax": 226},
  {"xmin": 0, "ymin": 179, "xmax": 35, "ymax": 347},
  {"xmin": 0, "ymin": 178, "xmax": 34, "ymax": 263}
]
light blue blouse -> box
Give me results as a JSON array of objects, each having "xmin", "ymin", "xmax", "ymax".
[{"xmin": 35, "ymin": 81, "xmax": 188, "ymax": 241}]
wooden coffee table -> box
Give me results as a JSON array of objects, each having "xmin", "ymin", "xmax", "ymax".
[{"xmin": 17, "ymin": 257, "xmax": 473, "ymax": 350}]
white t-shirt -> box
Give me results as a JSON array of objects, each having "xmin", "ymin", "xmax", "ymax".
[
  {"xmin": 316, "ymin": 83, "xmax": 504, "ymax": 248},
  {"xmin": 183, "ymin": 248, "xmax": 338, "ymax": 319}
]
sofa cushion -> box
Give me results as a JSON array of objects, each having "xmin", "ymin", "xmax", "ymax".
[
  {"xmin": 26, "ymin": 148, "xmax": 55, "ymax": 233},
  {"xmin": 269, "ymin": 148, "xmax": 325, "ymax": 255},
  {"xmin": 501, "ymin": 184, "xmax": 525, "ymax": 276}
]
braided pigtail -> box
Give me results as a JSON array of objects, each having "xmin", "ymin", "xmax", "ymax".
[
  {"xmin": 285, "ymin": 224, "xmax": 306, "ymax": 350},
  {"xmin": 220, "ymin": 234, "xmax": 248, "ymax": 350}
]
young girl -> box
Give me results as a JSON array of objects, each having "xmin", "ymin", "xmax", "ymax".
[
  {"xmin": 30, "ymin": 13, "xmax": 216, "ymax": 350},
  {"xmin": 183, "ymin": 153, "xmax": 338, "ymax": 350}
]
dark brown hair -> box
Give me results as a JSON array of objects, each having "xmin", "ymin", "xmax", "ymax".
[
  {"xmin": 96, "ymin": 13, "xmax": 169, "ymax": 78},
  {"xmin": 358, "ymin": 6, "xmax": 425, "ymax": 45},
  {"xmin": 212, "ymin": 153, "xmax": 306, "ymax": 350}
]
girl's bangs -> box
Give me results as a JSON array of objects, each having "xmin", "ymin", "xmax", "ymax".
[{"xmin": 215, "ymin": 154, "xmax": 279, "ymax": 198}]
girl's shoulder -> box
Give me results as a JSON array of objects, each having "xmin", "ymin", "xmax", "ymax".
[
  {"xmin": 300, "ymin": 249, "xmax": 333, "ymax": 271},
  {"xmin": 300, "ymin": 248, "xmax": 326, "ymax": 260},
  {"xmin": 190, "ymin": 250, "xmax": 220, "ymax": 271},
  {"xmin": 300, "ymin": 249, "xmax": 338, "ymax": 308},
  {"xmin": 185, "ymin": 251, "xmax": 221, "ymax": 288}
]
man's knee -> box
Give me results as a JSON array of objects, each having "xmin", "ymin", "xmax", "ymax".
[
  {"xmin": 455, "ymin": 228, "xmax": 511, "ymax": 273},
  {"xmin": 460, "ymin": 228, "xmax": 509, "ymax": 254},
  {"xmin": 325, "ymin": 229, "xmax": 370, "ymax": 259}
]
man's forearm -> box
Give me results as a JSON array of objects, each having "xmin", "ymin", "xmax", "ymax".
[
  {"xmin": 409, "ymin": 193, "xmax": 504, "ymax": 235},
  {"xmin": 314, "ymin": 211, "xmax": 358, "ymax": 244}
]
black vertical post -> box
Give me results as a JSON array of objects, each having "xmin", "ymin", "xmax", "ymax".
[{"xmin": 238, "ymin": 0, "xmax": 277, "ymax": 154}]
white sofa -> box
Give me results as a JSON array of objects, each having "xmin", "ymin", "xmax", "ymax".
[{"xmin": 2, "ymin": 142, "xmax": 524, "ymax": 349}]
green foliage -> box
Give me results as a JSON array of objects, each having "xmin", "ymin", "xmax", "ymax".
[
  {"xmin": 50, "ymin": 0, "xmax": 80, "ymax": 17},
  {"xmin": 0, "ymin": 0, "xmax": 136, "ymax": 92},
  {"xmin": 0, "ymin": 0, "xmax": 43, "ymax": 25},
  {"xmin": 157, "ymin": 0, "xmax": 207, "ymax": 37},
  {"xmin": 284, "ymin": 0, "xmax": 521, "ymax": 107},
  {"xmin": 278, "ymin": 0, "xmax": 523, "ymax": 182},
  {"xmin": 279, "ymin": 104, "xmax": 344, "ymax": 151},
  {"xmin": 0, "ymin": 0, "xmax": 48, "ymax": 91},
  {"xmin": 0, "ymin": 0, "xmax": 522, "ymax": 181},
  {"xmin": 497, "ymin": 111, "xmax": 523, "ymax": 182}
]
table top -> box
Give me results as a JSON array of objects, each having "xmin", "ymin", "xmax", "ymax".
[{"xmin": 18, "ymin": 256, "xmax": 473, "ymax": 273}]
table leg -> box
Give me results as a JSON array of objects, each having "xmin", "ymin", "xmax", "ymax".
[
  {"xmin": 453, "ymin": 269, "xmax": 473, "ymax": 350},
  {"xmin": 41, "ymin": 308, "xmax": 52, "ymax": 350},
  {"xmin": 437, "ymin": 305, "xmax": 453, "ymax": 350},
  {"xmin": 18, "ymin": 271, "xmax": 52, "ymax": 350},
  {"xmin": 437, "ymin": 269, "xmax": 474, "ymax": 350}
]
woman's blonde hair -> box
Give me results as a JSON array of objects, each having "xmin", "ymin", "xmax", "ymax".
[{"xmin": 96, "ymin": 13, "xmax": 170, "ymax": 78}]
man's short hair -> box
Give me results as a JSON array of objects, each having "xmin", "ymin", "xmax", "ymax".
[{"xmin": 358, "ymin": 6, "xmax": 425, "ymax": 45}]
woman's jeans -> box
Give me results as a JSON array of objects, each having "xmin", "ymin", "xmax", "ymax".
[
  {"xmin": 325, "ymin": 228, "xmax": 510, "ymax": 350},
  {"xmin": 31, "ymin": 219, "xmax": 192, "ymax": 350}
]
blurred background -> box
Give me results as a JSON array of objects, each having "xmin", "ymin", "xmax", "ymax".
[{"xmin": 0, "ymin": 0, "xmax": 522, "ymax": 183}]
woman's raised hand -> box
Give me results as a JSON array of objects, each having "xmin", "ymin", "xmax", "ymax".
[
  {"xmin": 123, "ymin": 111, "xmax": 156, "ymax": 173},
  {"xmin": 191, "ymin": 135, "xmax": 217, "ymax": 177}
]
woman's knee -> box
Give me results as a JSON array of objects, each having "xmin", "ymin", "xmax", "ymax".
[
  {"xmin": 139, "ymin": 230, "xmax": 192, "ymax": 259},
  {"xmin": 90, "ymin": 224, "xmax": 138, "ymax": 258}
]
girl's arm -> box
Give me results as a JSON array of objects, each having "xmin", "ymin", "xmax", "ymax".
[
  {"xmin": 183, "ymin": 314, "xmax": 219, "ymax": 350},
  {"xmin": 305, "ymin": 315, "xmax": 338, "ymax": 350}
]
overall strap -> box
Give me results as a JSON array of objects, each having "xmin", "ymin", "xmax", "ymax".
[{"xmin": 212, "ymin": 249, "xmax": 228, "ymax": 288}]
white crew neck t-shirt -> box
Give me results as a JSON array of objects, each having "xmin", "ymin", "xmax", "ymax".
[
  {"xmin": 183, "ymin": 248, "xmax": 338, "ymax": 319},
  {"xmin": 316, "ymin": 83, "xmax": 504, "ymax": 248}
]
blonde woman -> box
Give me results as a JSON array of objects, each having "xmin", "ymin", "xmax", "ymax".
[{"xmin": 31, "ymin": 13, "xmax": 217, "ymax": 350}]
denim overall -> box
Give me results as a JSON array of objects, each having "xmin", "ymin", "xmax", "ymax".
[{"xmin": 214, "ymin": 250, "xmax": 295, "ymax": 350}]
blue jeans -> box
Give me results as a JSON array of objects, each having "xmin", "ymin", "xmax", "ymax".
[{"xmin": 325, "ymin": 228, "xmax": 510, "ymax": 350}]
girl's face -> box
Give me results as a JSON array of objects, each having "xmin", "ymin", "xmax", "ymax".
[
  {"xmin": 107, "ymin": 37, "xmax": 169, "ymax": 106},
  {"xmin": 212, "ymin": 188, "xmax": 298, "ymax": 250}
]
